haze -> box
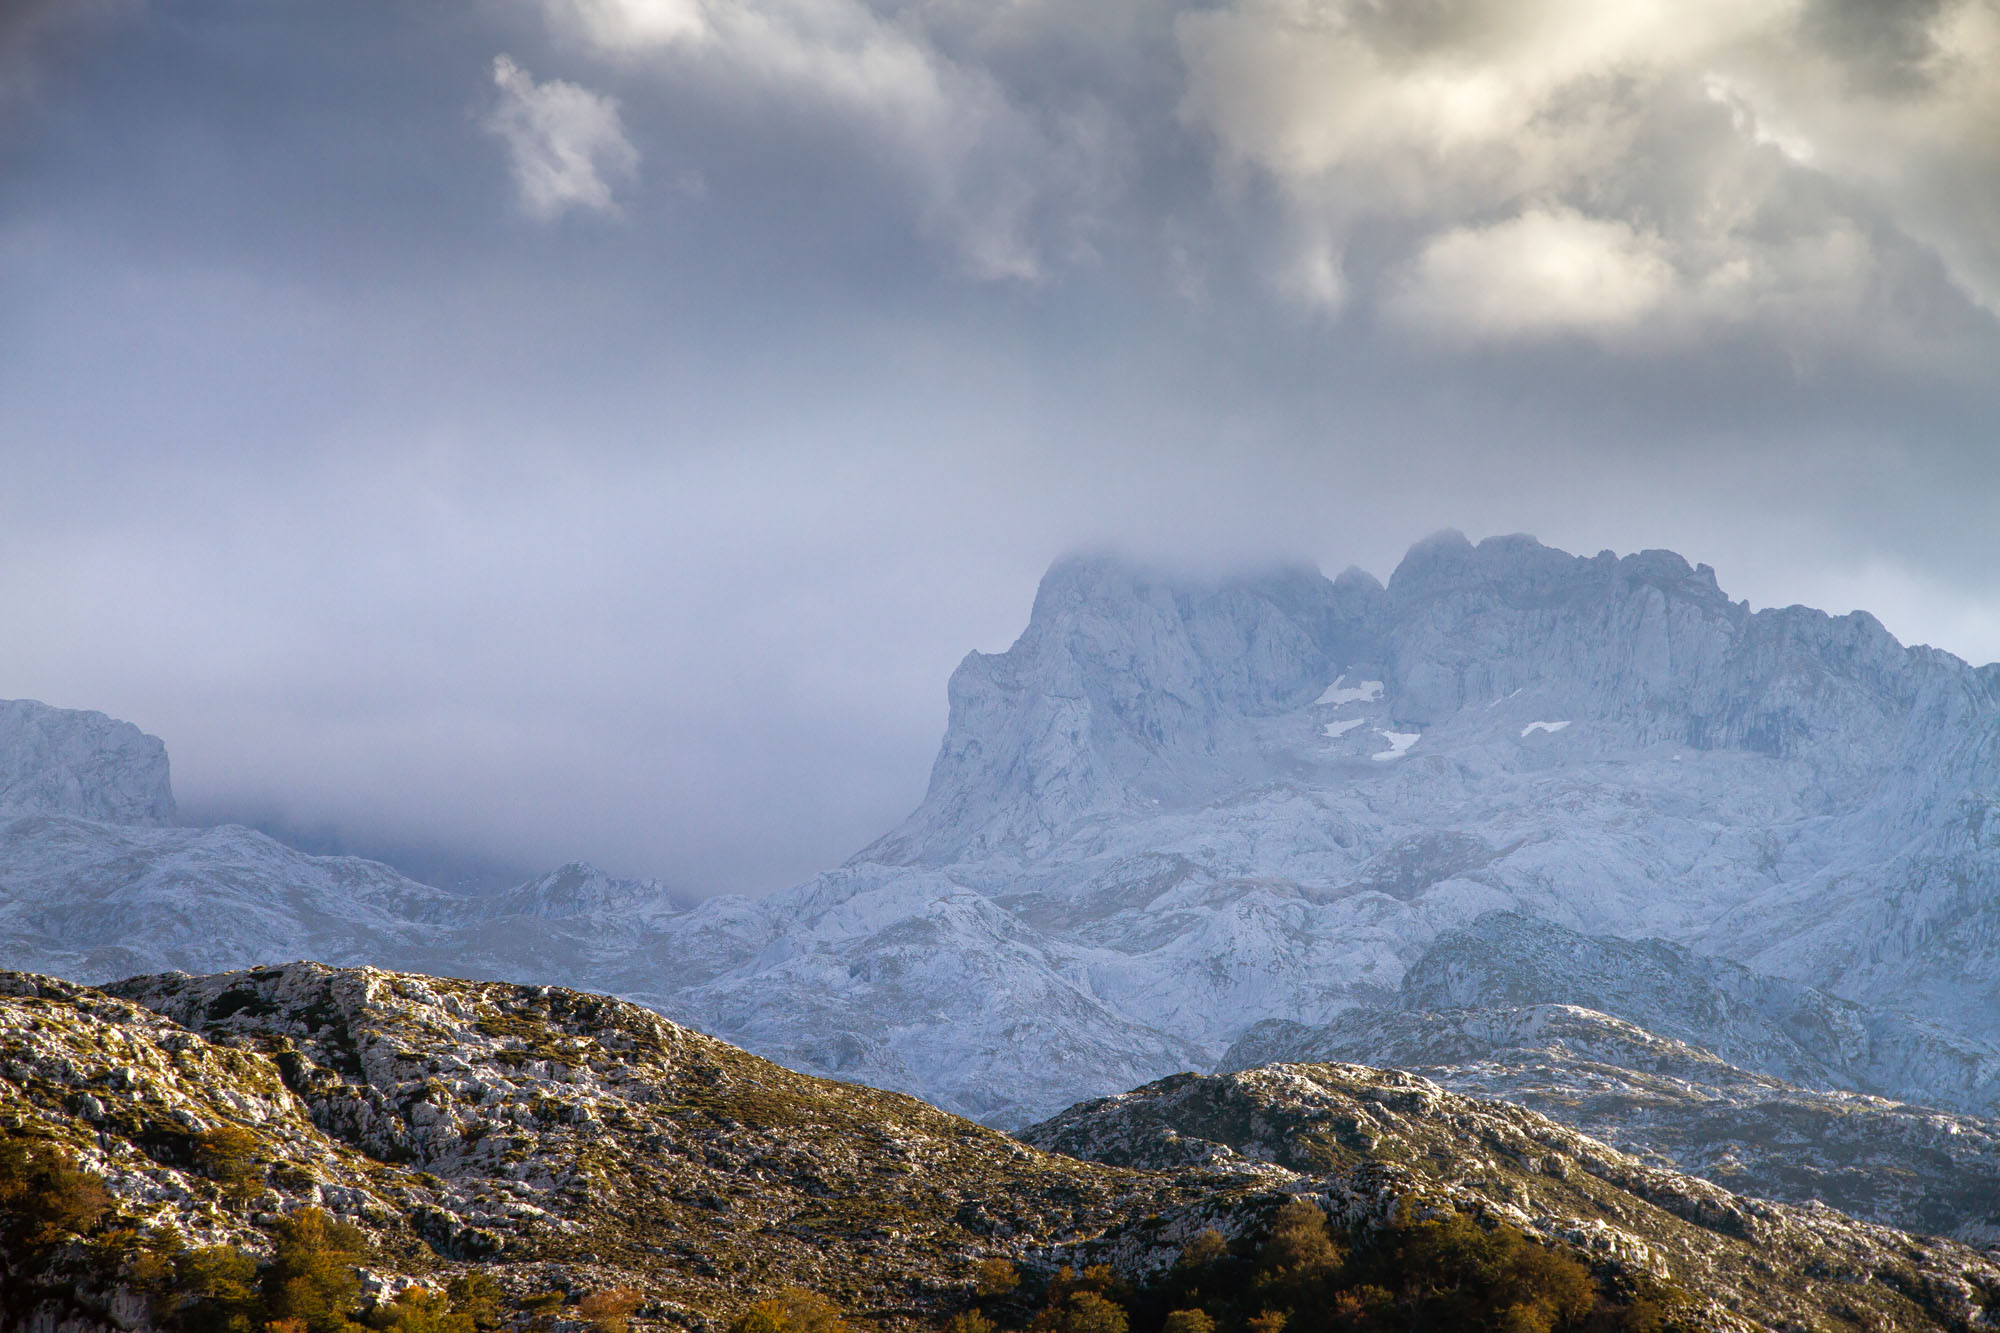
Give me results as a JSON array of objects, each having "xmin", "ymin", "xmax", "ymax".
[{"xmin": 2, "ymin": 0, "xmax": 1997, "ymax": 895}]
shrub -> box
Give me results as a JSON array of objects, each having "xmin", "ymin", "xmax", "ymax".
[
  {"xmin": 445, "ymin": 1273, "xmax": 505, "ymax": 1332},
  {"xmin": 727, "ymin": 1288, "xmax": 853, "ymax": 1333},
  {"xmin": 195, "ymin": 1126, "xmax": 267, "ymax": 1205},
  {"xmin": 0, "ymin": 1136, "xmax": 112, "ymax": 1250},
  {"xmin": 1037, "ymin": 1292, "xmax": 1127, "ymax": 1333},
  {"xmin": 1259, "ymin": 1203, "xmax": 1342, "ymax": 1281},
  {"xmin": 577, "ymin": 1287, "xmax": 644, "ymax": 1333},
  {"xmin": 1162, "ymin": 1310, "xmax": 1215, "ymax": 1333},
  {"xmin": 975, "ymin": 1258, "xmax": 1022, "ymax": 1300},
  {"xmin": 1175, "ymin": 1232, "xmax": 1229, "ymax": 1273},
  {"xmin": 371, "ymin": 1286, "xmax": 473, "ymax": 1333},
  {"xmin": 946, "ymin": 1313, "xmax": 998, "ymax": 1333},
  {"xmin": 264, "ymin": 1207, "xmax": 368, "ymax": 1333},
  {"xmin": 174, "ymin": 1245, "xmax": 264, "ymax": 1333}
]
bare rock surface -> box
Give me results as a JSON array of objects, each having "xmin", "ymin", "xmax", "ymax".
[
  {"xmin": 1022, "ymin": 1060, "xmax": 2000, "ymax": 1332},
  {"xmin": 10, "ymin": 963, "xmax": 2000, "ymax": 1332}
]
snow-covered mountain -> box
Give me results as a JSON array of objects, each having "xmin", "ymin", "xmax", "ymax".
[
  {"xmin": 642, "ymin": 534, "xmax": 2000, "ymax": 1123},
  {"xmin": 0, "ymin": 698, "xmax": 174, "ymax": 825},
  {"xmin": 4, "ymin": 532, "xmax": 1999, "ymax": 1132}
]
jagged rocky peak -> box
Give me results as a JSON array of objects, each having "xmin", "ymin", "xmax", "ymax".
[
  {"xmin": 490, "ymin": 859, "xmax": 685, "ymax": 920},
  {"xmin": 0, "ymin": 697, "xmax": 176, "ymax": 826},
  {"xmin": 865, "ymin": 553, "xmax": 1377, "ymax": 864},
  {"xmin": 866, "ymin": 533, "xmax": 1993, "ymax": 866}
]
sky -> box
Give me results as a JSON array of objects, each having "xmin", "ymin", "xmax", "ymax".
[{"xmin": 1, "ymin": 0, "xmax": 1998, "ymax": 895}]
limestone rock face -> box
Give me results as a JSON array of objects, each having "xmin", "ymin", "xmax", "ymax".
[
  {"xmin": 1218, "ymin": 987, "xmax": 2000, "ymax": 1241},
  {"xmin": 0, "ymin": 699, "xmax": 174, "ymax": 825}
]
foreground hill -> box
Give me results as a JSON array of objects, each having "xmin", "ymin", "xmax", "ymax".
[
  {"xmin": 1021, "ymin": 1064, "xmax": 2000, "ymax": 1331},
  {"xmin": 5, "ymin": 963, "xmax": 2000, "ymax": 1333},
  {"xmin": 2, "ymin": 961, "xmax": 1227, "ymax": 1325}
]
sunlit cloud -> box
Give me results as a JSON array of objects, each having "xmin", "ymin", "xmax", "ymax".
[{"xmin": 486, "ymin": 54, "xmax": 639, "ymax": 221}]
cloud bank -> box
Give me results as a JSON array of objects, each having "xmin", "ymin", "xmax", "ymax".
[
  {"xmin": 495, "ymin": 0, "xmax": 2000, "ymax": 357},
  {"xmin": 1174, "ymin": 0, "xmax": 2000, "ymax": 347},
  {"xmin": 1, "ymin": 2, "xmax": 1996, "ymax": 896}
]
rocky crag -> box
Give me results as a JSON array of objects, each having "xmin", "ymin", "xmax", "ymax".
[
  {"xmin": 7, "ymin": 964, "xmax": 2000, "ymax": 1333},
  {"xmin": 0, "ymin": 962, "xmax": 1246, "ymax": 1332},
  {"xmin": 0, "ymin": 699, "xmax": 174, "ymax": 827}
]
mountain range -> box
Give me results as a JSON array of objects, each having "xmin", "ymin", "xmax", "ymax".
[{"xmin": 5, "ymin": 532, "xmax": 2000, "ymax": 1211}]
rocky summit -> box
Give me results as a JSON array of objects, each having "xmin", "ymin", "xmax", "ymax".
[{"xmin": 7, "ymin": 963, "xmax": 2000, "ymax": 1333}]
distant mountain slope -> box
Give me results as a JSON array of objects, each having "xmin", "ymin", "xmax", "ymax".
[
  {"xmin": 1371, "ymin": 912, "xmax": 2000, "ymax": 1112},
  {"xmin": 7, "ymin": 962, "xmax": 2000, "ymax": 1333}
]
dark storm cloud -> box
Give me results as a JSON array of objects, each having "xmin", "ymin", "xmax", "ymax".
[{"xmin": 0, "ymin": 1, "xmax": 1997, "ymax": 894}]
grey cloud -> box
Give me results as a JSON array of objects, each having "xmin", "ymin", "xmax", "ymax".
[
  {"xmin": 1171, "ymin": 0, "xmax": 2000, "ymax": 342},
  {"xmin": 0, "ymin": 0, "xmax": 134, "ymax": 106},
  {"xmin": 1799, "ymin": 0, "xmax": 1952, "ymax": 95},
  {"xmin": 0, "ymin": 3, "xmax": 1996, "ymax": 896}
]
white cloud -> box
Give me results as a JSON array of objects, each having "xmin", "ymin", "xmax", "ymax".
[
  {"xmin": 1388, "ymin": 209, "xmax": 1677, "ymax": 341},
  {"xmin": 529, "ymin": 0, "xmax": 1118, "ymax": 280},
  {"xmin": 1175, "ymin": 0, "xmax": 2000, "ymax": 348},
  {"xmin": 485, "ymin": 54, "xmax": 639, "ymax": 221}
]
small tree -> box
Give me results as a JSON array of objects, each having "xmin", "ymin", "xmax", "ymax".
[
  {"xmin": 196, "ymin": 1126, "xmax": 267, "ymax": 1206},
  {"xmin": 174, "ymin": 1245, "xmax": 264, "ymax": 1333},
  {"xmin": 264, "ymin": 1207, "xmax": 367, "ymax": 1333},
  {"xmin": 1259, "ymin": 1202, "xmax": 1342, "ymax": 1281},
  {"xmin": 974, "ymin": 1257, "xmax": 1020, "ymax": 1300},
  {"xmin": 0, "ymin": 1137, "xmax": 112, "ymax": 1250},
  {"xmin": 576, "ymin": 1288, "xmax": 643, "ymax": 1333},
  {"xmin": 1039, "ymin": 1292, "xmax": 1127, "ymax": 1333},
  {"xmin": 1175, "ymin": 1232, "xmax": 1228, "ymax": 1273},
  {"xmin": 1162, "ymin": 1311, "xmax": 1215, "ymax": 1333},
  {"xmin": 726, "ymin": 1288, "xmax": 852, "ymax": 1333},
  {"xmin": 444, "ymin": 1274, "xmax": 504, "ymax": 1332}
]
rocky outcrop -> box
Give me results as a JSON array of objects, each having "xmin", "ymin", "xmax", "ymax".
[
  {"xmin": 0, "ymin": 699, "xmax": 174, "ymax": 825},
  {"xmin": 1219, "ymin": 1001, "xmax": 2000, "ymax": 1241},
  {"xmin": 1023, "ymin": 1061, "xmax": 2000, "ymax": 1332},
  {"xmin": 2, "ymin": 962, "xmax": 1256, "ymax": 1329}
]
